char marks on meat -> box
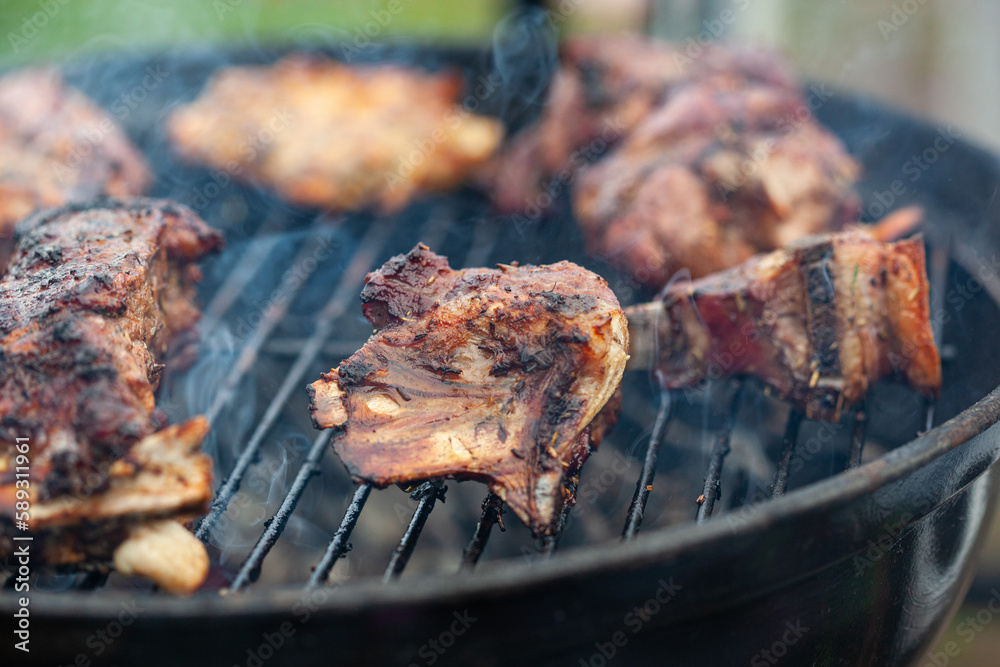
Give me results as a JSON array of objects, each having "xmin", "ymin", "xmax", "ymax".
[
  {"xmin": 309, "ymin": 245, "xmax": 628, "ymax": 535},
  {"xmin": 626, "ymin": 230, "xmax": 941, "ymax": 419},
  {"xmin": 0, "ymin": 68, "xmax": 151, "ymax": 268},
  {"xmin": 0, "ymin": 198, "xmax": 222, "ymax": 503},
  {"xmin": 168, "ymin": 55, "xmax": 504, "ymax": 213}
]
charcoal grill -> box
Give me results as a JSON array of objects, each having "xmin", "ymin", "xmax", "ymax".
[{"xmin": 4, "ymin": 39, "xmax": 1000, "ymax": 667}]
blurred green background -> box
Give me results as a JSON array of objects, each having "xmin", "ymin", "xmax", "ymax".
[
  {"xmin": 3, "ymin": 0, "xmax": 999, "ymax": 664},
  {"xmin": 0, "ymin": 0, "xmax": 506, "ymax": 64}
]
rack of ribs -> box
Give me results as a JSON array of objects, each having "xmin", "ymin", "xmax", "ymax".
[{"xmin": 0, "ymin": 198, "xmax": 222, "ymax": 593}]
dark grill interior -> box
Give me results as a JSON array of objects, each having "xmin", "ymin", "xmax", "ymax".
[
  {"xmin": 154, "ymin": 196, "xmax": 943, "ymax": 594},
  {"xmin": 5, "ymin": 45, "xmax": 999, "ymax": 608}
]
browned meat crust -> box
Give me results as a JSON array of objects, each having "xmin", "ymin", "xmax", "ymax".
[
  {"xmin": 574, "ymin": 80, "xmax": 860, "ymax": 287},
  {"xmin": 486, "ymin": 34, "xmax": 859, "ymax": 290},
  {"xmin": 0, "ymin": 198, "xmax": 222, "ymax": 503},
  {"xmin": 0, "ymin": 418, "xmax": 211, "ymax": 587},
  {"xmin": 487, "ymin": 33, "xmax": 799, "ymax": 214},
  {"xmin": 626, "ymin": 230, "xmax": 941, "ymax": 419},
  {"xmin": 309, "ymin": 244, "xmax": 628, "ymax": 535},
  {"xmin": 0, "ymin": 68, "xmax": 151, "ymax": 268},
  {"xmin": 167, "ymin": 54, "xmax": 504, "ymax": 213}
]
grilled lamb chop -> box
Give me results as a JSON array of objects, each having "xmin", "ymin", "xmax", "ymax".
[
  {"xmin": 488, "ymin": 33, "xmax": 799, "ymax": 214},
  {"xmin": 168, "ymin": 54, "xmax": 504, "ymax": 213},
  {"xmin": 0, "ymin": 68, "xmax": 151, "ymax": 269},
  {"xmin": 626, "ymin": 229, "xmax": 941, "ymax": 419},
  {"xmin": 573, "ymin": 79, "xmax": 860, "ymax": 288},
  {"xmin": 0, "ymin": 198, "xmax": 222, "ymax": 592},
  {"xmin": 309, "ymin": 244, "xmax": 628, "ymax": 536}
]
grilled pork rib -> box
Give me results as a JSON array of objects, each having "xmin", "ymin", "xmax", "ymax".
[
  {"xmin": 168, "ymin": 55, "xmax": 504, "ymax": 213},
  {"xmin": 626, "ymin": 230, "xmax": 941, "ymax": 419},
  {"xmin": 0, "ymin": 198, "xmax": 222, "ymax": 592},
  {"xmin": 488, "ymin": 33, "xmax": 800, "ymax": 214},
  {"xmin": 574, "ymin": 81, "xmax": 860, "ymax": 287},
  {"xmin": 0, "ymin": 69, "xmax": 151, "ymax": 268},
  {"xmin": 487, "ymin": 34, "xmax": 859, "ymax": 289},
  {"xmin": 309, "ymin": 245, "xmax": 628, "ymax": 535}
]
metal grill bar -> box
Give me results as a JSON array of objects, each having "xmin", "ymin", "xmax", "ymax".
[
  {"xmin": 846, "ymin": 407, "xmax": 868, "ymax": 470},
  {"xmin": 696, "ymin": 385, "xmax": 742, "ymax": 522},
  {"xmin": 202, "ymin": 218, "xmax": 341, "ymax": 426},
  {"xmin": 229, "ymin": 430, "xmax": 334, "ymax": 592},
  {"xmin": 195, "ymin": 219, "xmax": 394, "ymax": 541},
  {"xmin": 460, "ymin": 493, "xmax": 505, "ymax": 571},
  {"xmin": 262, "ymin": 338, "xmax": 376, "ymax": 358},
  {"xmin": 540, "ymin": 474, "xmax": 579, "ymax": 558},
  {"xmin": 198, "ymin": 233, "xmax": 282, "ymax": 335},
  {"xmin": 540, "ymin": 535, "xmax": 559, "ymax": 557},
  {"xmin": 199, "ymin": 214, "xmax": 341, "ymax": 335},
  {"xmin": 622, "ymin": 392, "xmax": 673, "ymax": 540},
  {"xmin": 771, "ymin": 409, "xmax": 803, "ymax": 497},
  {"xmin": 384, "ymin": 481, "xmax": 447, "ymax": 582},
  {"xmin": 307, "ymin": 484, "xmax": 372, "ymax": 589}
]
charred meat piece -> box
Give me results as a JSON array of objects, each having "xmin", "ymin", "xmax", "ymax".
[
  {"xmin": 1, "ymin": 418, "xmax": 212, "ymax": 594},
  {"xmin": 168, "ymin": 54, "xmax": 504, "ymax": 213},
  {"xmin": 574, "ymin": 80, "xmax": 860, "ymax": 287},
  {"xmin": 309, "ymin": 244, "xmax": 628, "ymax": 536},
  {"xmin": 0, "ymin": 197, "xmax": 222, "ymax": 498},
  {"xmin": 626, "ymin": 230, "xmax": 941, "ymax": 420},
  {"xmin": 0, "ymin": 68, "xmax": 151, "ymax": 268},
  {"xmin": 0, "ymin": 198, "xmax": 222, "ymax": 591},
  {"xmin": 488, "ymin": 33, "xmax": 799, "ymax": 214}
]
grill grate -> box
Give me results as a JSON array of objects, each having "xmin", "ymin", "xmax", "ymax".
[
  {"xmin": 0, "ymin": 192, "xmax": 951, "ymax": 596},
  {"xmin": 695, "ymin": 384, "xmax": 743, "ymax": 523},
  {"xmin": 622, "ymin": 393, "xmax": 672, "ymax": 540},
  {"xmin": 181, "ymin": 220, "xmax": 949, "ymax": 594},
  {"xmin": 0, "ymin": 200, "xmax": 951, "ymax": 595},
  {"xmin": 460, "ymin": 493, "xmax": 505, "ymax": 570},
  {"xmin": 306, "ymin": 483, "xmax": 372, "ymax": 588},
  {"xmin": 195, "ymin": 217, "xmax": 399, "ymax": 543}
]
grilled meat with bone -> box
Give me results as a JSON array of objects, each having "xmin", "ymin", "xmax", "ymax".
[
  {"xmin": 488, "ymin": 33, "xmax": 800, "ymax": 215},
  {"xmin": 487, "ymin": 34, "xmax": 859, "ymax": 289},
  {"xmin": 168, "ymin": 54, "xmax": 504, "ymax": 213},
  {"xmin": 574, "ymin": 80, "xmax": 860, "ymax": 287},
  {"xmin": 309, "ymin": 244, "xmax": 628, "ymax": 536},
  {"xmin": 626, "ymin": 230, "xmax": 941, "ymax": 419},
  {"xmin": 0, "ymin": 198, "xmax": 222, "ymax": 592},
  {"xmin": 0, "ymin": 68, "xmax": 151, "ymax": 269}
]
